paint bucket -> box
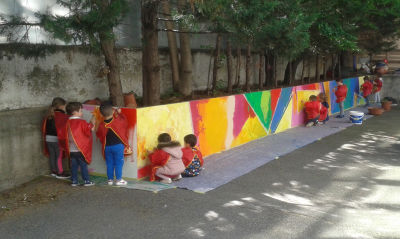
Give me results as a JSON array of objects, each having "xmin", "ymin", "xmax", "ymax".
[{"xmin": 349, "ymin": 111, "xmax": 364, "ymax": 125}]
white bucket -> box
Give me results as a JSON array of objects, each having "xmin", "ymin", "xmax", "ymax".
[{"xmin": 349, "ymin": 111, "xmax": 364, "ymax": 125}]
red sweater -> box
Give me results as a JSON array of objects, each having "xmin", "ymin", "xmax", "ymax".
[
  {"xmin": 65, "ymin": 118, "xmax": 94, "ymax": 164},
  {"xmin": 335, "ymin": 85, "xmax": 348, "ymax": 103},
  {"xmin": 373, "ymin": 78, "xmax": 383, "ymax": 93},
  {"xmin": 361, "ymin": 81, "xmax": 373, "ymax": 97},
  {"xmin": 304, "ymin": 101, "xmax": 321, "ymax": 120},
  {"xmin": 41, "ymin": 111, "xmax": 68, "ymax": 156},
  {"xmin": 148, "ymin": 150, "xmax": 170, "ymax": 181},
  {"xmin": 319, "ymin": 104, "xmax": 328, "ymax": 121},
  {"xmin": 182, "ymin": 147, "xmax": 204, "ymax": 168},
  {"xmin": 96, "ymin": 112, "xmax": 131, "ymax": 158}
]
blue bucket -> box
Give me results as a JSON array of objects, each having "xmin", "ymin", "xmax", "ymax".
[{"xmin": 349, "ymin": 111, "xmax": 364, "ymax": 125}]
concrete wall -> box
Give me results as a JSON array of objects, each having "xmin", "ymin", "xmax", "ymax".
[
  {"xmin": 0, "ymin": 107, "xmax": 48, "ymax": 191},
  {"xmin": 382, "ymin": 75, "xmax": 400, "ymax": 102},
  {"xmin": 1, "ymin": 46, "xmax": 326, "ymax": 110}
]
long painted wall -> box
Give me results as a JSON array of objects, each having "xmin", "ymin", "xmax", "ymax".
[{"xmin": 135, "ymin": 77, "xmax": 365, "ymax": 179}]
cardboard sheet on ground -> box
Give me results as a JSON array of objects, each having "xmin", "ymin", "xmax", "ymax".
[
  {"xmin": 90, "ymin": 176, "xmax": 175, "ymax": 192},
  {"xmin": 173, "ymin": 106, "xmax": 373, "ymax": 193}
]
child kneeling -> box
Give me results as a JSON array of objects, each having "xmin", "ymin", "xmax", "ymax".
[
  {"xmin": 181, "ymin": 134, "xmax": 204, "ymax": 177},
  {"xmin": 304, "ymin": 95, "xmax": 321, "ymax": 127},
  {"xmin": 149, "ymin": 133, "xmax": 185, "ymax": 184}
]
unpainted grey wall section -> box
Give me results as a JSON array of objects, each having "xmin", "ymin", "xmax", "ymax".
[
  {"xmin": 0, "ymin": 107, "xmax": 48, "ymax": 191},
  {"xmin": 382, "ymin": 75, "xmax": 400, "ymax": 102}
]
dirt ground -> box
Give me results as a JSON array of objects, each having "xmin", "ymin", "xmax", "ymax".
[{"xmin": 0, "ymin": 176, "xmax": 74, "ymax": 219}]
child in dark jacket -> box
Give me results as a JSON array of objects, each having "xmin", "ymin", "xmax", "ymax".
[
  {"xmin": 181, "ymin": 134, "xmax": 204, "ymax": 177},
  {"xmin": 96, "ymin": 102, "xmax": 131, "ymax": 186},
  {"xmin": 334, "ymin": 80, "xmax": 348, "ymax": 118},
  {"xmin": 304, "ymin": 95, "xmax": 321, "ymax": 127},
  {"xmin": 42, "ymin": 97, "xmax": 70, "ymax": 178}
]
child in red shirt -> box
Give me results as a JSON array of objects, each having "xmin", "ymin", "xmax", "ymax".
[
  {"xmin": 360, "ymin": 76, "xmax": 373, "ymax": 107},
  {"xmin": 65, "ymin": 102, "xmax": 95, "ymax": 187},
  {"xmin": 318, "ymin": 93, "xmax": 329, "ymax": 124},
  {"xmin": 304, "ymin": 95, "xmax": 321, "ymax": 127},
  {"xmin": 96, "ymin": 102, "xmax": 131, "ymax": 186},
  {"xmin": 181, "ymin": 134, "xmax": 204, "ymax": 177},
  {"xmin": 42, "ymin": 97, "xmax": 70, "ymax": 178},
  {"xmin": 334, "ymin": 80, "xmax": 348, "ymax": 118}
]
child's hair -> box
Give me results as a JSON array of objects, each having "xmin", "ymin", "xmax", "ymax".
[
  {"xmin": 66, "ymin": 102, "xmax": 83, "ymax": 115},
  {"xmin": 318, "ymin": 93, "xmax": 327, "ymax": 102},
  {"xmin": 99, "ymin": 101, "xmax": 114, "ymax": 117},
  {"xmin": 184, "ymin": 134, "xmax": 197, "ymax": 147},
  {"xmin": 309, "ymin": 95, "xmax": 317, "ymax": 101},
  {"xmin": 46, "ymin": 97, "xmax": 66, "ymax": 119},
  {"xmin": 363, "ymin": 76, "xmax": 369, "ymax": 81},
  {"xmin": 157, "ymin": 133, "xmax": 180, "ymax": 149},
  {"xmin": 336, "ymin": 79, "xmax": 343, "ymax": 84}
]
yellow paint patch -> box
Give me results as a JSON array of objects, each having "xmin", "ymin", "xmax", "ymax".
[
  {"xmin": 230, "ymin": 116, "xmax": 267, "ymax": 148},
  {"xmin": 136, "ymin": 103, "xmax": 193, "ymax": 169},
  {"xmin": 195, "ymin": 98, "xmax": 228, "ymax": 156},
  {"xmin": 275, "ymin": 99, "xmax": 293, "ymax": 133}
]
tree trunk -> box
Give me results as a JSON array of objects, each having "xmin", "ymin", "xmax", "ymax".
[
  {"xmin": 178, "ymin": 0, "xmax": 193, "ymax": 96},
  {"xmin": 332, "ymin": 54, "xmax": 336, "ymax": 81},
  {"xmin": 141, "ymin": 1, "xmax": 160, "ymax": 106},
  {"xmin": 258, "ymin": 51, "xmax": 264, "ymax": 89},
  {"xmin": 245, "ymin": 44, "xmax": 251, "ymax": 91},
  {"xmin": 323, "ymin": 56, "xmax": 327, "ymax": 81},
  {"xmin": 338, "ymin": 52, "xmax": 342, "ymax": 79},
  {"xmin": 161, "ymin": 0, "xmax": 180, "ymax": 92},
  {"xmin": 301, "ymin": 57, "xmax": 305, "ymax": 85},
  {"xmin": 226, "ymin": 39, "xmax": 233, "ymax": 93},
  {"xmin": 265, "ymin": 51, "xmax": 270, "ymax": 87},
  {"xmin": 307, "ymin": 57, "xmax": 311, "ymax": 83},
  {"xmin": 315, "ymin": 55, "xmax": 320, "ymax": 82},
  {"xmin": 273, "ymin": 54, "xmax": 277, "ymax": 88},
  {"xmin": 212, "ymin": 34, "xmax": 221, "ymax": 93},
  {"xmin": 234, "ymin": 47, "xmax": 241, "ymax": 88},
  {"xmin": 99, "ymin": 31, "xmax": 124, "ymax": 106},
  {"xmin": 284, "ymin": 58, "xmax": 302, "ymax": 86}
]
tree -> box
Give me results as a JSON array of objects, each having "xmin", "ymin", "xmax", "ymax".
[
  {"xmin": 37, "ymin": 0, "xmax": 129, "ymax": 106},
  {"xmin": 142, "ymin": 0, "xmax": 161, "ymax": 106}
]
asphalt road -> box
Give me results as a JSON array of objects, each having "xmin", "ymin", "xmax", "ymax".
[{"xmin": 1, "ymin": 108, "xmax": 399, "ymax": 239}]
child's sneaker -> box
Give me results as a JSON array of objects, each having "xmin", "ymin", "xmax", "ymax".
[
  {"xmin": 115, "ymin": 179, "xmax": 127, "ymax": 186},
  {"xmin": 160, "ymin": 178, "xmax": 172, "ymax": 184},
  {"xmin": 83, "ymin": 181, "xmax": 95, "ymax": 187},
  {"xmin": 56, "ymin": 173, "xmax": 70, "ymax": 179},
  {"xmin": 71, "ymin": 181, "xmax": 79, "ymax": 187},
  {"xmin": 107, "ymin": 180, "xmax": 114, "ymax": 186},
  {"xmin": 172, "ymin": 174, "xmax": 182, "ymax": 181},
  {"xmin": 50, "ymin": 173, "xmax": 57, "ymax": 177},
  {"xmin": 305, "ymin": 121, "xmax": 314, "ymax": 127}
]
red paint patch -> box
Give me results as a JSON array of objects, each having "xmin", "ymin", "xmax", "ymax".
[
  {"xmin": 270, "ymin": 89, "xmax": 281, "ymax": 118},
  {"xmin": 232, "ymin": 95, "xmax": 252, "ymax": 137}
]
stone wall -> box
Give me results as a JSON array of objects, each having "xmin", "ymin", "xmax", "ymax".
[
  {"xmin": 0, "ymin": 46, "xmax": 330, "ymax": 110},
  {"xmin": 382, "ymin": 75, "xmax": 400, "ymax": 102},
  {"xmin": 0, "ymin": 107, "xmax": 48, "ymax": 191}
]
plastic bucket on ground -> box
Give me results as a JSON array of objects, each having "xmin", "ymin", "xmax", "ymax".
[{"xmin": 349, "ymin": 111, "xmax": 364, "ymax": 125}]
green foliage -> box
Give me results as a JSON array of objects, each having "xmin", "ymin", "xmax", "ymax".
[{"xmin": 36, "ymin": 0, "xmax": 129, "ymax": 49}]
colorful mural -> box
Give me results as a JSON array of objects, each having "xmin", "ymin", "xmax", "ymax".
[{"xmin": 85, "ymin": 77, "xmax": 365, "ymax": 180}]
